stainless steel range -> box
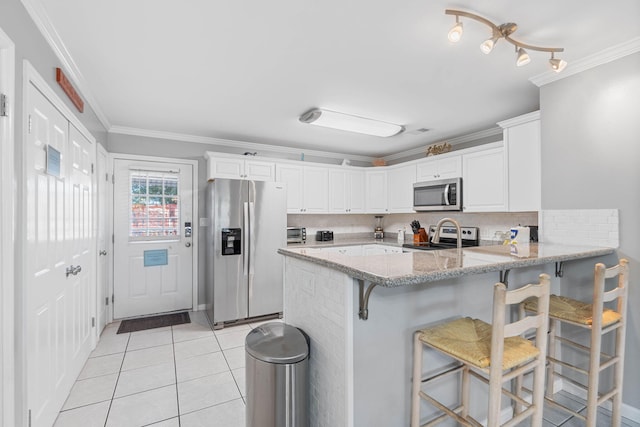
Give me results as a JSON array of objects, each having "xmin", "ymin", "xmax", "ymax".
[{"xmin": 403, "ymin": 225, "xmax": 479, "ymax": 251}]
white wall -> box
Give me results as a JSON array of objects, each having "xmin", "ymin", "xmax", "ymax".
[{"xmin": 540, "ymin": 52, "xmax": 640, "ymax": 412}]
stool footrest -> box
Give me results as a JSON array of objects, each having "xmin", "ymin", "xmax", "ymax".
[
  {"xmin": 543, "ymin": 396, "xmax": 586, "ymax": 421},
  {"xmin": 419, "ymin": 391, "xmax": 480, "ymax": 427}
]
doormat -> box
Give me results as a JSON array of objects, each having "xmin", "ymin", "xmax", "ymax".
[{"xmin": 117, "ymin": 312, "xmax": 190, "ymax": 334}]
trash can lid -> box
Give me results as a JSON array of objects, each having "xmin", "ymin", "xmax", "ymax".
[{"xmin": 245, "ymin": 322, "xmax": 309, "ymax": 364}]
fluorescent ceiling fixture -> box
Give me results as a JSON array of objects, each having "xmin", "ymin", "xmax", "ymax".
[{"xmin": 299, "ymin": 109, "xmax": 404, "ymax": 137}]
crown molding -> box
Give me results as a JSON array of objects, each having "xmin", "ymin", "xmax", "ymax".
[
  {"xmin": 383, "ymin": 127, "xmax": 503, "ymax": 162},
  {"xmin": 20, "ymin": 0, "xmax": 111, "ymax": 130},
  {"xmin": 497, "ymin": 110, "xmax": 540, "ymax": 128},
  {"xmin": 530, "ymin": 36, "xmax": 640, "ymax": 87},
  {"xmin": 108, "ymin": 126, "xmax": 378, "ymax": 162}
]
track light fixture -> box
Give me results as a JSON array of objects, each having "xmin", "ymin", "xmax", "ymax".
[{"xmin": 445, "ymin": 9, "xmax": 566, "ymax": 72}]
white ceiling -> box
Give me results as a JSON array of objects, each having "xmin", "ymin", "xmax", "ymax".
[{"xmin": 23, "ymin": 0, "xmax": 640, "ymax": 158}]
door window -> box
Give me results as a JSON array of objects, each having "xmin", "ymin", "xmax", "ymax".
[{"xmin": 130, "ymin": 170, "xmax": 180, "ymax": 239}]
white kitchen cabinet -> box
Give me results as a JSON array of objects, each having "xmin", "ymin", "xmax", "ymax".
[
  {"xmin": 321, "ymin": 245, "xmax": 363, "ymax": 256},
  {"xmin": 498, "ymin": 111, "xmax": 541, "ymax": 212},
  {"xmin": 365, "ymin": 169, "xmax": 388, "ymax": 213},
  {"xmin": 416, "ymin": 156, "xmax": 462, "ymax": 182},
  {"xmin": 362, "ymin": 245, "xmax": 402, "ymax": 255},
  {"xmin": 461, "ymin": 144, "xmax": 506, "ymax": 212},
  {"xmin": 206, "ymin": 153, "xmax": 275, "ymax": 181},
  {"xmin": 386, "ymin": 164, "xmax": 416, "ymax": 213},
  {"xmin": 276, "ymin": 163, "xmax": 328, "ymax": 213},
  {"xmin": 328, "ymin": 168, "xmax": 365, "ymax": 213}
]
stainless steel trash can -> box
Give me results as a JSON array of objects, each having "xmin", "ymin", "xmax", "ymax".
[{"xmin": 245, "ymin": 322, "xmax": 309, "ymax": 427}]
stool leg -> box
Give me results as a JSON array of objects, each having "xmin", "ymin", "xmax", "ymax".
[
  {"xmin": 411, "ymin": 331, "xmax": 423, "ymax": 427},
  {"xmin": 531, "ymin": 352, "xmax": 546, "ymax": 426},
  {"xmin": 461, "ymin": 365, "xmax": 470, "ymax": 420},
  {"xmin": 612, "ymin": 323, "xmax": 625, "ymax": 427},
  {"xmin": 546, "ymin": 319, "xmax": 557, "ymax": 399},
  {"xmin": 586, "ymin": 320, "xmax": 602, "ymax": 427}
]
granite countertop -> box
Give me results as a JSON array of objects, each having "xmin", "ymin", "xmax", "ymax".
[{"xmin": 278, "ymin": 243, "xmax": 616, "ymax": 288}]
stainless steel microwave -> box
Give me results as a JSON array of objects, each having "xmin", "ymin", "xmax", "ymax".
[
  {"xmin": 287, "ymin": 226, "xmax": 306, "ymax": 244},
  {"xmin": 413, "ymin": 177, "xmax": 462, "ymax": 211}
]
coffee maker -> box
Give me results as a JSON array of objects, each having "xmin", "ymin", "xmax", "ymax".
[{"xmin": 374, "ymin": 215, "xmax": 384, "ymax": 240}]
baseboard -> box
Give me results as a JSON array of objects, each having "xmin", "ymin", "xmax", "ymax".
[
  {"xmin": 197, "ymin": 304, "xmax": 206, "ymax": 311},
  {"xmin": 561, "ymin": 381, "xmax": 640, "ymax": 423}
]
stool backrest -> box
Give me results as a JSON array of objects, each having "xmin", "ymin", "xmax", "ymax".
[
  {"xmin": 593, "ymin": 259, "xmax": 629, "ymax": 331},
  {"xmin": 490, "ymin": 274, "xmax": 551, "ymax": 371}
]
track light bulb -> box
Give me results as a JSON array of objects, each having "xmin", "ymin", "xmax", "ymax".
[
  {"xmin": 448, "ymin": 19, "xmax": 463, "ymax": 43},
  {"xmin": 480, "ymin": 35, "xmax": 499, "ymax": 54},
  {"xmin": 516, "ymin": 47, "xmax": 530, "ymax": 67},
  {"xmin": 549, "ymin": 54, "xmax": 567, "ymax": 73}
]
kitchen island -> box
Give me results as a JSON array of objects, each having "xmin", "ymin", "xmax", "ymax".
[{"xmin": 277, "ymin": 242, "xmax": 615, "ymax": 427}]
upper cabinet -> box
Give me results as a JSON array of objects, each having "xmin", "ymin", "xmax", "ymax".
[
  {"xmin": 386, "ymin": 164, "xmax": 416, "ymax": 213},
  {"xmin": 276, "ymin": 163, "xmax": 328, "ymax": 214},
  {"xmin": 498, "ymin": 111, "xmax": 541, "ymax": 212},
  {"xmin": 416, "ymin": 156, "xmax": 461, "ymax": 182},
  {"xmin": 365, "ymin": 169, "xmax": 388, "ymax": 213},
  {"xmin": 206, "ymin": 113, "xmax": 541, "ymax": 215},
  {"xmin": 461, "ymin": 143, "xmax": 506, "ymax": 212},
  {"xmin": 206, "ymin": 153, "xmax": 275, "ymax": 181},
  {"xmin": 328, "ymin": 168, "xmax": 365, "ymax": 214}
]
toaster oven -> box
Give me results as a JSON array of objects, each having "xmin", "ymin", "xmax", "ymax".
[{"xmin": 287, "ymin": 226, "xmax": 306, "ymax": 244}]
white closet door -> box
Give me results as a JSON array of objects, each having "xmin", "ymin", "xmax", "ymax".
[{"xmin": 25, "ymin": 84, "xmax": 94, "ymax": 427}]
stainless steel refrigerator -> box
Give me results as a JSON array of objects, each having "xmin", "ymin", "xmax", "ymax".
[{"xmin": 205, "ymin": 179, "xmax": 286, "ymax": 329}]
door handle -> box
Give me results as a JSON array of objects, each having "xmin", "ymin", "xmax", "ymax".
[
  {"xmin": 99, "ymin": 250, "xmax": 107, "ymax": 256},
  {"xmin": 66, "ymin": 265, "xmax": 82, "ymax": 277}
]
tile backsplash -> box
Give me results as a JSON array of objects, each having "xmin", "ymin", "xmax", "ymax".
[
  {"xmin": 539, "ymin": 209, "xmax": 619, "ymax": 248},
  {"xmin": 288, "ymin": 212, "xmax": 538, "ymax": 242}
]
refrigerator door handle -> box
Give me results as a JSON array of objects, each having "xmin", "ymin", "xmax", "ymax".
[
  {"xmin": 243, "ymin": 201, "xmax": 249, "ymax": 276},
  {"xmin": 249, "ymin": 202, "xmax": 256, "ymax": 276}
]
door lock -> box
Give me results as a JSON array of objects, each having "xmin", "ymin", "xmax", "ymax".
[
  {"xmin": 184, "ymin": 222, "xmax": 192, "ymax": 238},
  {"xmin": 99, "ymin": 250, "xmax": 107, "ymax": 256},
  {"xmin": 185, "ymin": 242, "xmax": 191, "ymax": 247}
]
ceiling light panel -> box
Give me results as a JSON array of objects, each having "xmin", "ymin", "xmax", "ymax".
[{"xmin": 299, "ymin": 109, "xmax": 404, "ymax": 138}]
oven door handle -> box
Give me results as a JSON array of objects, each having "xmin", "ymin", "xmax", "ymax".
[{"xmin": 443, "ymin": 184, "xmax": 451, "ymax": 205}]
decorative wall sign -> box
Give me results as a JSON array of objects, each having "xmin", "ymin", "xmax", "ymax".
[
  {"xmin": 144, "ymin": 249, "xmax": 168, "ymax": 267},
  {"xmin": 55, "ymin": 67, "xmax": 84, "ymax": 113},
  {"xmin": 426, "ymin": 142, "xmax": 452, "ymax": 157},
  {"xmin": 46, "ymin": 145, "xmax": 61, "ymax": 177}
]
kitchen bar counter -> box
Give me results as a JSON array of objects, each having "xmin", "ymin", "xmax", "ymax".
[
  {"xmin": 278, "ymin": 242, "xmax": 614, "ymax": 288},
  {"xmin": 279, "ymin": 241, "xmax": 617, "ymax": 427}
]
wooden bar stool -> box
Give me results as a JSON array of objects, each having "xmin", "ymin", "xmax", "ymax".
[
  {"xmin": 410, "ymin": 274, "xmax": 550, "ymax": 427},
  {"xmin": 520, "ymin": 259, "xmax": 629, "ymax": 427}
]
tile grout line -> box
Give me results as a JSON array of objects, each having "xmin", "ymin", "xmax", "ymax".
[
  {"xmin": 171, "ymin": 325, "xmax": 182, "ymax": 427},
  {"xmin": 103, "ymin": 332, "xmax": 131, "ymax": 427}
]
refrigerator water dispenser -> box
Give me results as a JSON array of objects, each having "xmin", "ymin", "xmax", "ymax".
[{"xmin": 221, "ymin": 228, "xmax": 242, "ymax": 255}]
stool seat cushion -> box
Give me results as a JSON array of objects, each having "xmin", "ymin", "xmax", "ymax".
[
  {"xmin": 523, "ymin": 295, "xmax": 621, "ymax": 326},
  {"xmin": 418, "ymin": 317, "xmax": 539, "ymax": 370}
]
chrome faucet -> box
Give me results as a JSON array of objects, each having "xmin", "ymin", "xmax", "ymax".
[{"xmin": 431, "ymin": 217, "xmax": 462, "ymax": 250}]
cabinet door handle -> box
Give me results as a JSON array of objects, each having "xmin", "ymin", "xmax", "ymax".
[{"xmin": 99, "ymin": 250, "xmax": 107, "ymax": 256}]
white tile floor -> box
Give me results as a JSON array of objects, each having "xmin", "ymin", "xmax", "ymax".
[
  {"xmin": 54, "ymin": 311, "xmax": 640, "ymax": 427},
  {"xmin": 54, "ymin": 311, "xmax": 279, "ymax": 427}
]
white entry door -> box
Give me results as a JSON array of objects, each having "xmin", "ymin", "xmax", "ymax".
[
  {"xmin": 113, "ymin": 158, "xmax": 194, "ymax": 319},
  {"xmin": 25, "ymin": 83, "xmax": 95, "ymax": 427}
]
